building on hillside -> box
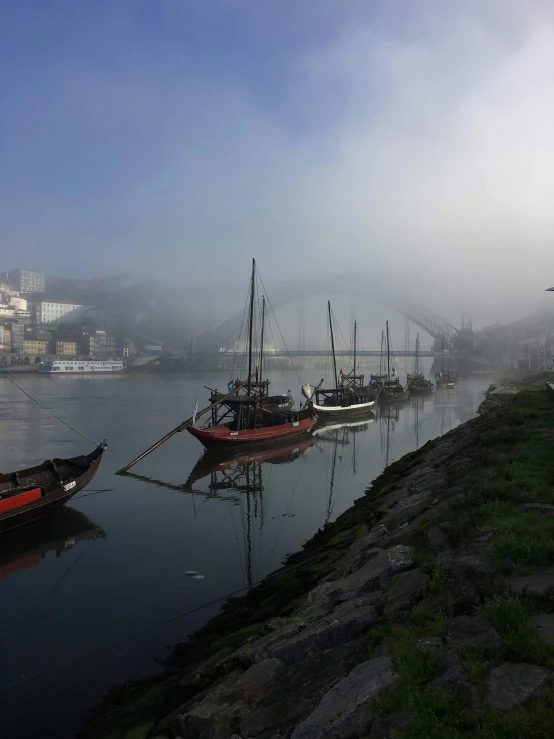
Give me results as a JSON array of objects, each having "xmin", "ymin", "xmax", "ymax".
[
  {"xmin": 38, "ymin": 301, "xmax": 92, "ymax": 325},
  {"xmin": 0, "ymin": 325, "xmax": 5, "ymax": 349},
  {"xmin": 0, "ymin": 282, "xmax": 17, "ymax": 297},
  {"xmin": 9, "ymin": 296, "xmax": 27, "ymax": 311},
  {"xmin": 2, "ymin": 270, "xmax": 45, "ymax": 294},
  {"xmin": 5, "ymin": 322, "xmax": 24, "ymax": 351},
  {"xmin": 23, "ymin": 340, "xmax": 49, "ymax": 355},
  {"xmin": 88, "ymin": 330, "xmax": 116, "ymax": 358},
  {"xmin": 54, "ymin": 341, "xmax": 78, "ymax": 356},
  {"xmin": 0, "ymin": 304, "xmax": 16, "ymax": 318}
]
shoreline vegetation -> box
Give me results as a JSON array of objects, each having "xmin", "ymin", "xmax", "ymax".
[{"xmin": 84, "ymin": 373, "xmax": 554, "ymax": 739}]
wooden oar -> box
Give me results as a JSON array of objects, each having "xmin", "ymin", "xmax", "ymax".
[{"xmin": 115, "ymin": 383, "xmax": 245, "ymax": 474}]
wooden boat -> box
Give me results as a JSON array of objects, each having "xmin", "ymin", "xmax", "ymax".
[
  {"xmin": 188, "ymin": 260, "xmax": 317, "ymax": 450},
  {"xmin": 407, "ymin": 334, "xmax": 434, "ymax": 393},
  {"xmin": 305, "ymin": 308, "xmax": 376, "ymax": 416},
  {"xmin": 435, "ymin": 340, "xmax": 456, "ymax": 389},
  {"xmin": 379, "ymin": 321, "xmax": 409, "ymax": 403},
  {"xmin": 0, "ymin": 444, "xmax": 106, "ymax": 534}
]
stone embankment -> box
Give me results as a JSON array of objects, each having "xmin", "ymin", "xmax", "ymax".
[{"xmin": 87, "ymin": 376, "xmax": 554, "ymax": 739}]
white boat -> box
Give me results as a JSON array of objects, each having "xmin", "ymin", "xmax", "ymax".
[
  {"xmin": 302, "ymin": 306, "xmax": 376, "ymax": 417},
  {"xmin": 39, "ymin": 359, "xmax": 124, "ymax": 375}
]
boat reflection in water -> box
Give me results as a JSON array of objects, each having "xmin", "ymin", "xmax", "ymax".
[
  {"xmin": 123, "ymin": 435, "xmax": 317, "ymax": 588},
  {"xmin": 313, "ymin": 411, "xmax": 376, "ymax": 523},
  {"xmin": 184, "ymin": 434, "xmax": 317, "ymax": 492},
  {"xmin": 0, "ymin": 507, "xmax": 105, "ymax": 578}
]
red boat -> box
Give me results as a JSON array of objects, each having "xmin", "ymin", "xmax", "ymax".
[
  {"xmin": 188, "ymin": 259, "xmax": 317, "ymax": 450},
  {"xmin": 188, "ymin": 409, "xmax": 316, "ymax": 450}
]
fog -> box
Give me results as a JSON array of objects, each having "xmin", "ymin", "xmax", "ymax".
[{"xmin": 2, "ymin": 0, "xmax": 554, "ymax": 338}]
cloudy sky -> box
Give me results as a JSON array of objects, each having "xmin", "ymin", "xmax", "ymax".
[{"xmin": 2, "ymin": 0, "xmax": 554, "ymax": 327}]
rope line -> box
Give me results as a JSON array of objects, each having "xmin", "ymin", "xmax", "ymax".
[
  {"xmin": 0, "ymin": 525, "xmax": 375, "ymax": 694},
  {"xmin": 0, "ymin": 365, "xmax": 99, "ymax": 446}
]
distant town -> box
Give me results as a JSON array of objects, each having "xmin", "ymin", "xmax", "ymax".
[{"xmin": 0, "ymin": 269, "xmax": 149, "ymax": 367}]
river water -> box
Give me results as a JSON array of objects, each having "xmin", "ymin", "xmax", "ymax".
[{"xmin": 0, "ymin": 370, "xmax": 491, "ymax": 738}]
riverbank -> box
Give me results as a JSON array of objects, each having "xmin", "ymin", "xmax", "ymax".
[{"xmin": 85, "ymin": 375, "xmax": 554, "ymax": 739}]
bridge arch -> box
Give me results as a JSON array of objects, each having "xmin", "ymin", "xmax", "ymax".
[{"xmin": 202, "ymin": 275, "xmax": 459, "ymax": 352}]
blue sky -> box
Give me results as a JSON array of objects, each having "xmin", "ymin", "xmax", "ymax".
[{"xmin": 1, "ymin": 1, "xmax": 554, "ymax": 323}]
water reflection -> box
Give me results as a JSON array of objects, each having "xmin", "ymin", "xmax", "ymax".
[{"xmin": 0, "ymin": 507, "xmax": 105, "ymax": 578}]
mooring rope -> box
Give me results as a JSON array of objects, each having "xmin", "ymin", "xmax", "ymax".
[{"xmin": 0, "ymin": 364, "xmax": 99, "ymax": 446}]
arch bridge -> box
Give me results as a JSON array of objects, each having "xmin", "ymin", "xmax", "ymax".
[{"xmin": 199, "ymin": 274, "xmax": 461, "ymax": 353}]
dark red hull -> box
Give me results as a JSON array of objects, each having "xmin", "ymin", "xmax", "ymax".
[{"xmin": 188, "ymin": 416, "xmax": 316, "ymax": 450}]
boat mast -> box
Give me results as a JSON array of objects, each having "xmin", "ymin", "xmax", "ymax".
[
  {"xmin": 259, "ymin": 295, "xmax": 265, "ymax": 394},
  {"xmin": 415, "ymin": 333, "xmax": 420, "ymax": 375},
  {"xmin": 247, "ymin": 258, "xmax": 256, "ymax": 396},
  {"xmin": 386, "ymin": 320, "xmax": 391, "ymax": 381},
  {"xmin": 380, "ymin": 329, "xmax": 384, "ymax": 376},
  {"xmin": 441, "ymin": 338, "xmax": 445, "ymax": 375},
  {"xmin": 353, "ymin": 319, "xmax": 357, "ymax": 377},
  {"xmin": 328, "ymin": 301, "xmax": 339, "ymax": 390}
]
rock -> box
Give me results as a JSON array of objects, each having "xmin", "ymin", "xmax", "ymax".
[
  {"xmin": 531, "ymin": 614, "xmax": 554, "ymax": 646},
  {"xmin": 415, "ymin": 637, "xmax": 444, "ymax": 656},
  {"xmin": 486, "ymin": 663, "xmax": 554, "ymax": 711},
  {"xmin": 438, "ymin": 535, "xmax": 496, "ymax": 578},
  {"xmin": 510, "ymin": 566, "xmax": 554, "ymax": 596},
  {"xmin": 307, "ymin": 546, "xmax": 414, "ymax": 607},
  {"xmin": 384, "ymin": 570, "xmax": 429, "ymax": 618},
  {"xmin": 379, "ymin": 520, "xmax": 421, "ymax": 548},
  {"xmin": 239, "ymin": 640, "xmax": 371, "ymax": 738},
  {"xmin": 418, "ymin": 580, "xmax": 480, "ymax": 616},
  {"xmin": 427, "ymin": 652, "xmax": 478, "ymax": 709},
  {"xmin": 233, "ymin": 658, "xmax": 286, "ymax": 696},
  {"xmin": 349, "ymin": 548, "xmax": 383, "ymax": 573},
  {"xmin": 443, "ymin": 616, "xmax": 502, "ymax": 651},
  {"xmin": 427, "ymin": 525, "xmax": 448, "ymax": 548},
  {"xmin": 270, "ymin": 605, "xmax": 379, "ymax": 665},
  {"xmin": 331, "ymin": 594, "xmax": 386, "ymax": 619},
  {"xmin": 290, "ymin": 656, "xmax": 400, "ymax": 739},
  {"xmin": 378, "ymin": 492, "xmax": 431, "ymax": 530},
  {"xmin": 179, "ymin": 660, "xmax": 286, "ymax": 738},
  {"xmin": 238, "ymin": 619, "xmax": 307, "ymax": 663},
  {"xmin": 368, "ymin": 711, "xmax": 413, "ymax": 738},
  {"xmin": 349, "ymin": 530, "xmax": 386, "ymax": 556}
]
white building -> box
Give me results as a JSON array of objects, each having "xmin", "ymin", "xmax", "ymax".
[
  {"xmin": 38, "ymin": 301, "xmax": 92, "ymax": 325},
  {"xmin": 9, "ymin": 296, "xmax": 27, "ymax": 311}
]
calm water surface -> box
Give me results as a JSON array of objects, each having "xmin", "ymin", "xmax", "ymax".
[{"xmin": 0, "ymin": 370, "xmax": 491, "ymax": 738}]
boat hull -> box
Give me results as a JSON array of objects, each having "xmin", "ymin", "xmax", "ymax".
[
  {"xmin": 188, "ymin": 416, "xmax": 316, "ymax": 450},
  {"xmin": 311, "ymin": 399, "xmax": 375, "ymax": 416},
  {"xmin": 0, "ymin": 446, "xmax": 105, "ymax": 534}
]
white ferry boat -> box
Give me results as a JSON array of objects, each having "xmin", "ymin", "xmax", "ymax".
[{"xmin": 39, "ymin": 359, "xmax": 125, "ymax": 375}]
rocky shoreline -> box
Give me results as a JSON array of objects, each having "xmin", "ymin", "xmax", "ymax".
[{"xmin": 86, "ymin": 376, "xmax": 554, "ymax": 739}]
